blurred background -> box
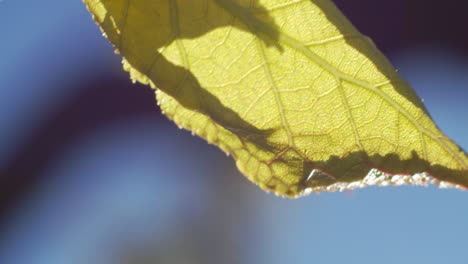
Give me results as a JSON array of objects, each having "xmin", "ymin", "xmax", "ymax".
[{"xmin": 1, "ymin": 1, "xmax": 467, "ymax": 263}]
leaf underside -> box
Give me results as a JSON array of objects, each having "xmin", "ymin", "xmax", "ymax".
[{"xmin": 84, "ymin": 0, "xmax": 468, "ymax": 197}]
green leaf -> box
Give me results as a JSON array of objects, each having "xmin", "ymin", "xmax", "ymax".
[{"xmin": 84, "ymin": 0, "xmax": 468, "ymax": 197}]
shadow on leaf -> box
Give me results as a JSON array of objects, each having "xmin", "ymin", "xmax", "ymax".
[{"xmin": 97, "ymin": 0, "xmax": 283, "ymax": 150}]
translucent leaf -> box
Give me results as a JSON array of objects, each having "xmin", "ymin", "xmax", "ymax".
[{"xmin": 84, "ymin": 0, "xmax": 468, "ymax": 197}]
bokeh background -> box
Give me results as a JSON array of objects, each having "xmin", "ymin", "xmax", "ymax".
[{"xmin": 1, "ymin": 1, "xmax": 468, "ymax": 263}]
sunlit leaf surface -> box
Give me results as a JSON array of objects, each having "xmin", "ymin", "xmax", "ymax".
[{"xmin": 84, "ymin": 0, "xmax": 468, "ymax": 197}]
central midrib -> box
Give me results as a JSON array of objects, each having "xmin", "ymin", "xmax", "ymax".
[{"xmin": 215, "ymin": 0, "xmax": 467, "ymax": 169}]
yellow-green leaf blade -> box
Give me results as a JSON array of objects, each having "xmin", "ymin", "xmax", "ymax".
[{"xmin": 84, "ymin": 0, "xmax": 468, "ymax": 197}]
